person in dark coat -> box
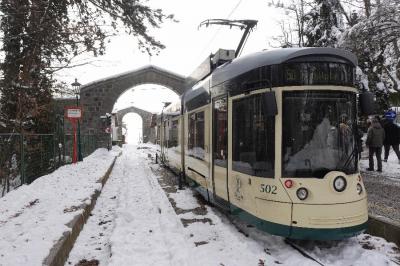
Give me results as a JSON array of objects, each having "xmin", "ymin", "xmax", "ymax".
[
  {"xmin": 356, "ymin": 125, "xmax": 364, "ymax": 159},
  {"xmin": 383, "ymin": 117, "xmax": 400, "ymax": 162},
  {"xmin": 366, "ymin": 118, "xmax": 385, "ymax": 172}
]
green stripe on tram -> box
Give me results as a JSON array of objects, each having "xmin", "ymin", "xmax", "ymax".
[
  {"xmin": 184, "ymin": 176, "xmax": 367, "ymax": 240},
  {"xmin": 230, "ymin": 204, "xmax": 367, "ymax": 240}
]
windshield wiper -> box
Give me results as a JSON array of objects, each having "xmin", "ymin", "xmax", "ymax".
[{"xmin": 339, "ymin": 146, "xmax": 357, "ymax": 173}]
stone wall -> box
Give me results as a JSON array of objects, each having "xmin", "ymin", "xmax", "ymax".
[
  {"xmin": 79, "ymin": 66, "xmax": 185, "ymax": 141},
  {"xmin": 116, "ymin": 106, "xmax": 154, "ymax": 143}
]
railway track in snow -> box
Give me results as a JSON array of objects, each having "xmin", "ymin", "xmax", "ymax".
[
  {"xmin": 145, "ymin": 147, "xmax": 400, "ymax": 266},
  {"xmin": 284, "ymin": 238, "xmax": 325, "ymax": 266},
  {"xmin": 222, "ymin": 207, "xmax": 400, "ymax": 266},
  {"xmin": 225, "ymin": 213, "xmax": 326, "ymax": 266}
]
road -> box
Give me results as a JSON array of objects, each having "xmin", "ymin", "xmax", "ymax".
[{"xmin": 362, "ymin": 170, "xmax": 400, "ymax": 224}]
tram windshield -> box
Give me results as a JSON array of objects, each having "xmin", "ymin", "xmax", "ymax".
[{"xmin": 282, "ymin": 91, "xmax": 357, "ymax": 178}]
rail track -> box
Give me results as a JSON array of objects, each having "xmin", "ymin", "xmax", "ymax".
[{"xmin": 150, "ymin": 152, "xmax": 400, "ymax": 266}]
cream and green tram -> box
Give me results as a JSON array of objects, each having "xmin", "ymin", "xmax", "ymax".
[{"xmin": 161, "ymin": 47, "xmax": 370, "ymax": 240}]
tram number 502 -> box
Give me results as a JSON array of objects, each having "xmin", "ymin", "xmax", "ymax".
[{"xmin": 260, "ymin": 184, "xmax": 277, "ymax": 194}]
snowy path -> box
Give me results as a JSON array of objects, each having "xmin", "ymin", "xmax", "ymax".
[
  {"xmin": 65, "ymin": 154, "xmax": 122, "ymax": 265},
  {"xmin": 67, "ymin": 145, "xmax": 191, "ymax": 266},
  {"xmin": 0, "ymin": 148, "xmax": 120, "ymax": 266},
  {"xmin": 107, "ymin": 146, "xmax": 190, "ymax": 265},
  {"xmin": 67, "ymin": 145, "xmax": 399, "ymax": 266}
]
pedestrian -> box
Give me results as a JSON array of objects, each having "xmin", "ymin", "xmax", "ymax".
[
  {"xmin": 383, "ymin": 114, "xmax": 400, "ymax": 163},
  {"xmin": 356, "ymin": 124, "xmax": 364, "ymax": 159},
  {"xmin": 366, "ymin": 117, "xmax": 385, "ymax": 172}
]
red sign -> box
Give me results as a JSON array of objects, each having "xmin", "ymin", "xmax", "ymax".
[{"xmin": 64, "ymin": 106, "xmax": 83, "ymax": 164}]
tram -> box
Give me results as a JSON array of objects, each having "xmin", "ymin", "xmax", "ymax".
[{"xmin": 158, "ymin": 47, "xmax": 372, "ymax": 240}]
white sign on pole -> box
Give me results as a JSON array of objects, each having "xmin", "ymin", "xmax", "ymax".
[{"xmin": 66, "ymin": 108, "xmax": 82, "ymax": 119}]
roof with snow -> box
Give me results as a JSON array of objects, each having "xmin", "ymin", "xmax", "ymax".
[{"xmin": 81, "ymin": 65, "xmax": 185, "ymax": 90}]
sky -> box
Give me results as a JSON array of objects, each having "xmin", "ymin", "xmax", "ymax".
[
  {"xmin": 55, "ymin": 0, "xmax": 291, "ymax": 137},
  {"xmin": 57, "ymin": 0, "xmax": 286, "ymax": 86},
  {"xmin": 122, "ymin": 113, "xmax": 143, "ymax": 144}
]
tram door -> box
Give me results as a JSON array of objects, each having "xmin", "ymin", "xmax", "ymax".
[{"xmin": 212, "ymin": 96, "xmax": 229, "ymax": 207}]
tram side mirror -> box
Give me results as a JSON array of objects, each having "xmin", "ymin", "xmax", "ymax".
[
  {"xmin": 263, "ymin": 91, "xmax": 278, "ymax": 116},
  {"xmin": 359, "ymin": 92, "xmax": 375, "ymax": 115}
]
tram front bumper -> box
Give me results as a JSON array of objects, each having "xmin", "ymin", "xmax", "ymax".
[{"xmin": 289, "ymin": 198, "xmax": 368, "ymax": 240}]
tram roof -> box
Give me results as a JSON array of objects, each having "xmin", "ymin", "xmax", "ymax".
[{"xmin": 211, "ymin": 47, "xmax": 357, "ymax": 86}]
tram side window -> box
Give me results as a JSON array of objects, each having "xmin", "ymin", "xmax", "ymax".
[
  {"xmin": 232, "ymin": 94, "xmax": 275, "ymax": 177},
  {"xmin": 169, "ymin": 119, "xmax": 179, "ymax": 148},
  {"xmin": 188, "ymin": 111, "xmax": 205, "ymax": 160},
  {"xmin": 162, "ymin": 121, "xmax": 168, "ymax": 148},
  {"xmin": 214, "ymin": 98, "xmax": 228, "ymax": 167}
]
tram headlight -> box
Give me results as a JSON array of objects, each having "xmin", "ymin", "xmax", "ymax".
[
  {"xmin": 333, "ymin": 176, "xmax": 347, "ymax": 192},
  {"xmin": 356, "ymin": 183, "xmax": 363, "ymax": 195},
  {"xmin": 296, "ymin": 187, "xmax": 308, "ymax": 200}
]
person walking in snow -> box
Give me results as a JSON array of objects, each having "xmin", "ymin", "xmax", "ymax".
[
  {"xmin": 383, "ymin": 115, "xmax": 400, "ymax": 163},
  {"xmin": 356, "ymin": 123, "xmax": 364, "ymax": 159},
  {"xmin": 366, "ymin": 118, "xmax": 385, "ymax": 172}
]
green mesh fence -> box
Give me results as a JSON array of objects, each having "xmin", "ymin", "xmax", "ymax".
[
  {"xmin": 24, "ymin": 134, "xmax": 56, "ymax": 184},
  {"xmin": 0, "ymin": 133, "xmax": 108, "ymax": 197},
  {"xmin": 0, "ymin": 134, "xmax": 23, "ymax": 197}
]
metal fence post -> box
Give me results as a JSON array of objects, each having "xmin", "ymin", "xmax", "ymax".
[
  {"xmin": 21, "ymin": 134, "xmax": 25, "ymax": 185},
  {"xmin": 52, "ymin": 134, "xmax": 56, "ymax": 170},
  {"xmin": 40, "ymin": 135, "xmax": 43, "ymax": 172},
  {"xmin": 63, "ymin": 134, "xmax": 65, "ymax": 164}
]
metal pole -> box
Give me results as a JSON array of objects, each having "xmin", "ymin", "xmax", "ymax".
[
  {"xmin": 21, "ymin": 134, "xmax": 25, "ymax": 184},
  {"xmin": 76, "ymin": 94, "xmax": 83, "ymax": 161},
  {"xmin": 72, "ymin": 121, "xmax": 77, "ymax": 163},
  {"xmin": 178, "ymin": 171, "xmax": 183, "ymax": 190},
  {"xmin": 40, "ymin": 135, "xmax": 43, "ymax": 171}
]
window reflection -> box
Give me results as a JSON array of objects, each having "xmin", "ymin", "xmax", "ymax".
[
  {"xmin": 188, "ymin": 111, "xmax": 205, "ymax": 160},
  {"xmin": 282, "ymin": 91, "xmax": 357, "ymax": 178},
  {"xmin": 214, "ymin": 98, "xmax": 227, "ymax": 167},
  {"xmin": 168, "ymin": 119, "xmax": 179, "ymax": 148},
  {"xmin": 232, "ymin": 93, "xmax": 275, "ymax": 177}
]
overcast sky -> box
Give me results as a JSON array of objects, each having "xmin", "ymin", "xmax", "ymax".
[
  {"xmin": 55, "ymin": 0, "xmax": 292, "ymax": 123},
  {"xmin": 57, "ymin": 0, "xmax": 286, "ymax": 86},
  {"xmin": 54, "ymin": 0, "xmax": 292, "ymax": 136}
]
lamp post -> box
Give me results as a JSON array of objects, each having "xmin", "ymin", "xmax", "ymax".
[{"xmin": 72, "ymin": 78, "xmax": 83, "ymax": 161}]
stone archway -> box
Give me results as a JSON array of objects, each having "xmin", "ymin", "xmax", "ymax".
[
  {"xmin": 79, "ymin": 65, "xmax": 185, "ymax": 139},
  {"xmin": 116, "ymin": 106, "xmax": 153, "ymax": 143}
]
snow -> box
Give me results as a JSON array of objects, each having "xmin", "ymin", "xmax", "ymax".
[
  {"xmin": 0, "ymin": 143, "xmax": 398, "ymax": 266},
  {"xmin": 360, "ymin": 147, "xmax": 400, "ymax": 180},
  {"xmin": 107, "ymin": 150, "xmax": 189, "ymax": 266},
  {"xmin": 188, "ymin": 147, "xmax": 205, "ymax": 160},
  {"xmin": 0, "ymin": 147, "xmax": 120, "ymax": 266},
  {"xmin": 66, "ymin": 145, "xmax": 399, "ymax": 266},
  {"xmin": 376, "ymin": 82, "xmax": 386, "ymax": 91},
  {"xmin": 356, "ymin": 67, "xmax": 370, "ymax": 91},
  {"xmin": 65, "ymin": 157, "xmax": 121, "ymax": 265},
  {"xmin": 80, "ymin": 65, "xmax": 185, "ymax": 92}
]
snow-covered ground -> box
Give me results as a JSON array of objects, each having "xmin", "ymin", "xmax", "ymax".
[
  {"xmin": 360, "ymin": 147, "xmax": 400, "ymax": 180},
  {"xmin": 66, "ymin": 145, "xmax": 399, "ymax": 266},
  {"xmin": 0, "ymin": 147, "xmax": 120, "ymax": 266}
]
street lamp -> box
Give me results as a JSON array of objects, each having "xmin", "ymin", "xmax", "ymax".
[{"xmin": 72, "ymin": 78, "xmax": 83, "ymax": 161}]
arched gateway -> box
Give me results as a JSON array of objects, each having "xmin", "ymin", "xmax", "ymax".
[
  {"xmin": 79, "ymin": 65, "xmax": 185, "ymax": 142},
  {"xmin": 116, "ymin": 106, "xmax": 153, "ymax": 143}
]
